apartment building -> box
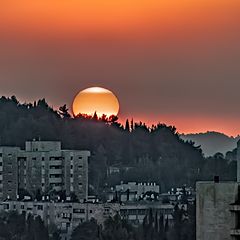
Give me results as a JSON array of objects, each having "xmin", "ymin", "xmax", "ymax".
[{"xmin": 0, "ymin": 141, "xmax": 90, "ymax": 201}]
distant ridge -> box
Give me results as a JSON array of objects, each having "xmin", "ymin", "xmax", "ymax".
[{"xmin": 180, "ymin": 131, "xmax": 240, "ymax": 157}]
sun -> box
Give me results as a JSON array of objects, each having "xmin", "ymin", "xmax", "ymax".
[{"xmin": 72, "ymin": 87, "xmax": 120, "ymax": 117}]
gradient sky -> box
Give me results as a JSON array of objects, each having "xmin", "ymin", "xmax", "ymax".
[{"xmin": 0, "ymin": 0, "xmax": 240, "ymax": 136}]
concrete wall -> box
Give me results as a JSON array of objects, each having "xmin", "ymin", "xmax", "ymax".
[
  {"xmin": 25, "ymin": 141, "xmax": 61, "ymax": 152},
  {"xmin": 237, "ymin": 140, "xmax": 240, "ymax": 183},
  {"xmin": 196, "ymin": 182, "xmax": 238, "ymax": 240}
]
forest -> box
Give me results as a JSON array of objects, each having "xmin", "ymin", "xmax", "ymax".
[{"xmin": 0, "ymin": 96, "xmax": 237, "ymax": 196}]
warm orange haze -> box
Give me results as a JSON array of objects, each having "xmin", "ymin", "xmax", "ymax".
[
  {"xmin": 0, "ymin": 0, "xmax": 240, "ymax": 135},
  {"xmin": 72, "ymin": 87, "xmax": 119, "ymax": 117}
]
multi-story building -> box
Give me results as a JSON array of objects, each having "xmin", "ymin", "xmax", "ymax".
[
  {"xmin": 0, "ymin": 141, "xmax": 90, "ymax": 201},
  {"xmin": 196, "ymin": 181, "xmax": 238, "ymax": 240},
  {"xmin": 0, "ymin": 200, "xmax": 175, "ymax": 240},
  {"xmin": 107, "ymin": 182, "xmax": 160, "ymax": 202},
  {"xmin": 196, "ymin": 140, "xmax": 240, "ymax": 240},
  {"xmin": 120, "ymin": 201, "xmax": 174, "ymax": 226},
  {"xmin": 0, "ymin": 200, "xmax": 119, "ymax": 240}
]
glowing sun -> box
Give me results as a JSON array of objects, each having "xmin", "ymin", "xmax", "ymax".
[{"xmin": 72, "ymin": 87, "xmax": 120, "ymax": 117}]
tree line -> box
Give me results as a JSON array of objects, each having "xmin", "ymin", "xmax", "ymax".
[
  {"xmin": 0, "ymin": 96, "xmax": 236, "ymax": 197},
  {"xmin": 0, "ymin": 211, "xmax": 60, "ymax": 240}
]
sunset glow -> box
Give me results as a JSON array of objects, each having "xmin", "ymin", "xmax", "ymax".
[
  {"xmin": 72, "ymin": 87, "xmax": 120, "ymax": 117},
  {"xmin": 0, "ymin": 0, "xmax": 239, "ymax": 135}
]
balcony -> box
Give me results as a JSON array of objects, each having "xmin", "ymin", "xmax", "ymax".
[
  {"xmin": 49, "ymin": 169, "xmax": 62, "ymax": 175},
  {"xmin": 49, "ymin": 160, "xmax": 62, "ymax": 166},
  {"xmin": 49, "ymin": 178, "xmax": 62, "ymax": 184},
  {"xmin": 230, "ymin": 205, "xmax": 240, "ymax": 212},
  {"xmin": 230, "ymin": 229, "xmax": 240, "ymax": 236}
]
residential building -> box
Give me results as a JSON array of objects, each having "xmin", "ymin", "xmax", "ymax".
[
  {"xmin": 0, "ymin": 200, "xmax": 175, "ymax": 240},
  {"xmin": 196, "ymin": 140, "xmax": 240, "ymax": 240},
  {"xmin": 107, "ymin": 182, "xmax": 160, "ymax": 202},
  {"xmin": 0, "ymin": 141, "xmax": 90, "ymax": 201},
  {"xmin": 0, "ymin": 200, "xmax": 119, "ymax": 240}
]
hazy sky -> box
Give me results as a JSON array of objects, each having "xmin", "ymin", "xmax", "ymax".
[{"xmin": 0, "ymin": 0, "xmax": 240, "ymax": 135}]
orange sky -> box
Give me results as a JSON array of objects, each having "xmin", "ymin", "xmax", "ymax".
[
  {"xmin": 1, "ymin": 0, "xmax": 239, "ymax": 38},
  {"xmin": 0, "ymin": 0, "xmax": 240, "ymax": 136}
]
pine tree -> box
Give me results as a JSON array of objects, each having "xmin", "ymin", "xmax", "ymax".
[
  {"xmin": 154, "ymin": 211, "xmax": 158, "ymax": 233},
  {"xmin": 58, "ymin": 104, "xmax": 71, "ymax": 118},
  {"xmin": 125, "ymin": 119, "xmax": 130, "ymax": 132}
]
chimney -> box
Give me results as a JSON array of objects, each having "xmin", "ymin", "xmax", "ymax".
[{"xmin": 237, "ymin": 140, "xmax": 240, "ymax": 182}]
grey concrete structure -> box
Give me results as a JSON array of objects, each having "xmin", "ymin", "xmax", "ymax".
[
  {"xmin": 196, "ymin": 140, "xmax": 240, "ymax": 240},
  {"xmin": 237, "ymin": 140, "xmax": 240, "ymax": 183},
  {"xmin": 196, "ymin": 182, "xmax": 238, "ymax": 240},
  {"xmin": 0, "ymin": 141, "xmax": 90, "ymax": 201}
]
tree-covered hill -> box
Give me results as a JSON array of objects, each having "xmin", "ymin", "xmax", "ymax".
[
  {"xmin": 0, "ymin": 96, "xmax": 236, "ymax": 194},
  {"xmin": 181, "ymin": 132, "xmax": 239, "ymax": 157}
]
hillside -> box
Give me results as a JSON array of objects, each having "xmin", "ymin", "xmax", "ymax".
[
  {"xmin": 181, "ymin": 132, "xmax": 239, "ymax": 157},
  {"xmin": 0, "ymin": 96, "xmax": 236, "ymax": 194}
]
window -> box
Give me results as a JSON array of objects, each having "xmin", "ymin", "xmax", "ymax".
[
  {"xmin": 120, "ymin": 209, "xmax": 127, "ymax": 215},
  {"xmin": 70, "ymin": 174, "xmax": 73, "ymax": 178},
  {"xmin": 104, "ymin": 208, "xmax": 110, "ymax": 215},
  {"xmin": 50, "ymin": 157, "xmax": 63, "ymax": 161},
  {"xmin": 0, "ymin": 162, "xmax": 2, "ymax": 166},
  {"xmin": 73, "ymin": 208, "xmax": 85, "ymax": 213},
  {"xmin": 50, "ymin": 174, "xmax": 61, "ymax": 178},
  {"xmin": 37, "ymin": 205, "xmax": 43, "ymax": 210},
  {"xmin": 32, "ymin": 157, "xmax": 36, "ymax": 160},
  {"xmin": 80, "ymin": 209, "xmax": 85, "ymax": 213},
  {"xmin": 4, "ymin": 204, "xmax": 9, "ymax": 210},
  {"xmin": 128, "ymin": 209, "xmax": 137, "ymax": 215},
  {"xmin": 50, "ymin": 166, "xmax": 61, "ymax": 169},
  {"xmin": 138, "ymin": 209, "xmax": 146, "ymax": 215},
  {"xmin": 78, "ymin": 165, "xmax": 83, "ymax": 169}
]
